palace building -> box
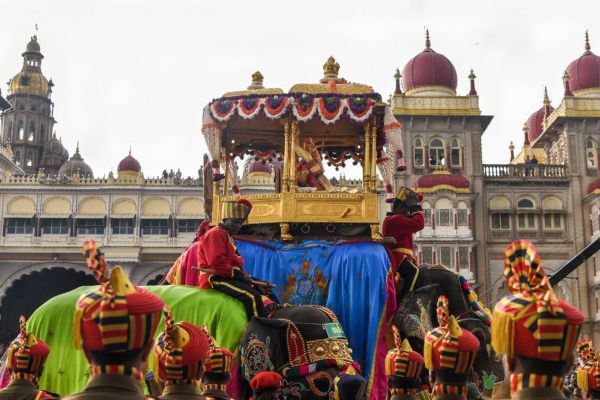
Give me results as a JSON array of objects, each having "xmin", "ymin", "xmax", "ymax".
[{"xmin": 2, "ymin": 32, "xmax": 600, "ymax": 342}]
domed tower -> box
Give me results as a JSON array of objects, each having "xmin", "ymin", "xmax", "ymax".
[
  {"xmin": 40, "ymin": 132, "xmax": 69, "ymax": 175},
  {"xmin": 1, "ymin": 35, "xmax": 57, "ymax": 174},
  {"xmin": 117, "ymin": 150, "xmax": 142, "ymax": 179},
  {"xmin": 58, "ymin": 143, "xmax": 93, "ymax": 178}
]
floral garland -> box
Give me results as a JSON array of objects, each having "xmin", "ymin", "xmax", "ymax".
[
  {"xmin": 208, "ymin": 93, "xmax": 380, "ymax": 125},
  {"xmin": 237, "ymin": 97, "xmax": 262, "ymax": 120},
  {"xmin": 264, "ymin": 95, "xmax": 291, "ymax": 119}
]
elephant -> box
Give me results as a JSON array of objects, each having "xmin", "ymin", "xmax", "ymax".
[
  {"xmin": 239, "ymin": 305, "xmax": 366, "ymax": 400},
  {"xmin": 391, "ymin": 267, "xmax": 504, "ymax": 391}
]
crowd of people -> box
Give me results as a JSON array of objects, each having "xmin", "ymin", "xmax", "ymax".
[{"xmin": 0, "ymin": 191, "xmax": 598, "ymax": 399}]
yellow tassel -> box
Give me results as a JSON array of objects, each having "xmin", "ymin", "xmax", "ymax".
[
  {"xmin": 153, "ymin": 353, "xmax": 161, "ymax": 384},
  {"xmin": 73, "ymin": 308, "xmax": 84, "ymax": 349},
  {"xmin": 424, "ymin": 340, "xmax": 434, "ymax": 370},
  {"xmin": 578, "ymin": 369, "xmax": 589, "ymax": 393},
  {"xmin": 491, "ymin": 310, "xmax": 514, "ymax": 357},
  {"xmin": 6, "ymin": 347, "xmax": 14, "ymax": 369}
]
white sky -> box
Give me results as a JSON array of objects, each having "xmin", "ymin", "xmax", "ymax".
[{"xmin": 0, "ymin": 0, "xmax": 597, "ymax": 178}]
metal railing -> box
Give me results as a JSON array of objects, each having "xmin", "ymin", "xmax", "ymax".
[{"xmin": 483, "ymin": 164, "xmax": 568, "ymax": 179}]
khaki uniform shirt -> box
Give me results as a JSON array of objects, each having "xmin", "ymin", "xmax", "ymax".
[
  {"xmin": 159, "ymin": 384, "xmax": 205, "ymax": 400},
  {"xmin": 510, "ymin": 387, "xmax": 567, "ymax": 400},
  {"xmin": 62, "ymin": 373, "xmax": 154, "ymax": 400},
  {"xmin": 0, "ymin": 379, "xmax": 58, "ymax": 400}
]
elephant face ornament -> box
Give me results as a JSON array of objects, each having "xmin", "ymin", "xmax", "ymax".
[{"xmin": 240, "ymin": 305, "xmax": 365, "ymax": 400}]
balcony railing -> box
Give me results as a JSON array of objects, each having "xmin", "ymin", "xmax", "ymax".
[{"xmin": 483, "ymin": 164, "xmax": 568, "ymax": 179}]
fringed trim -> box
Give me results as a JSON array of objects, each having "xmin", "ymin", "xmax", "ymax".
[
  {"xmin": 91, "ymin": 364, "xmax": 144, "ymax": 383},
  {"xmin": 201, "ymin": 383, "xmax": 228, "ymax": 393},
  {"xmin": 389, "ymin": 387, "xmax": 416, "ymax": 395},
  {"xmin": 433, "ymin": 383, "xmax": 467, "ymax": 396},
  {"xmin": 10, "ymin": 372, "xmax": 39, "ymax": 386},
  {"xmin": 423, "ymin": 340, "xmax": 434, "ymax": 370},
  {"xmin": 510, "ymin": 373, "xmax": 562, "ymax": 393},
  {"xmin": 165, "ymin": 379, "xmax": 198, "ymax": 386},
  {"xmin": 578, "ymin": 368, "xmax": 591, "ymax": 393}
]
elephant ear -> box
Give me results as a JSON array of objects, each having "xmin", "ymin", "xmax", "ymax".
[{"xmin": 393, "ymin": 284, "xmax": 440, "ymax": 340}]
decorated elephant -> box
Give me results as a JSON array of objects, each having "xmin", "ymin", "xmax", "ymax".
[
  {"xmin": 240, "ymin": 305, "xmax": 366, "ymax": 400},
  {"xmin": 391, "ymin": 267, "xmax": 504, "ymax": 391}
]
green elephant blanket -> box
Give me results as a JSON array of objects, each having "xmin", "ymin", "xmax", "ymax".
[{"xmin": 26, "ymin": 285, "xmax": 247, "ymax": 396}]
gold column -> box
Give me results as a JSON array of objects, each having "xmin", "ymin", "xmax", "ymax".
[
  {"xmin": 290, "ymin": 120, "xmax": 298, "ymax": 192},
  {"xmin": 282, "ymin": 119, "xmax": 290, "ymax": 192},
  {"xmin": 363, "ymin": 123, "xmax": 371, "ymax": 192},
  {"xmin": 371, "ymin": 123, "xmax": 378, "ymax": 192},
  {"xmin": 222, "ymin": 150, "xmax": 228, "ymax": 197}
]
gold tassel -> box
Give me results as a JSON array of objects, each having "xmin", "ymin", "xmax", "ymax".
[
  {"xmin": 491, "ymin": 310, "xmax": 514, "ymax": 357},
  {"xmin": 578, "ymin": 369, "xmax": 589, "ymax": 393},
  {"xmin": 153, "ymin": 353, "xmax": 161, "ymax": 384},
  {"xmin": 424, "ymin": 340, "xmax": 434, "ymax": 370},
  {"xmin": 73, "ymin": 308, "xmax": 84, "ymax": 349}
]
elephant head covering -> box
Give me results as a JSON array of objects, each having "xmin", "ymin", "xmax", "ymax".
[
  {"xmin": 385, "ymin": 326, "xmax": 424, "ymax": 379},
  {"xmin": 74, "ymin": 240, "xmax": 164, "ymax": 353},
  {"xmin": 153, "ymin": 305, "xmax": 210, "ymax": 384},
  {"xmin": 6, "ymin": 315, "xmax": 50, "ymax": 382},
  {"xmin": 240, "ymin": 305, "xmax": 360, "ymax": 400},
  {"xmin": 492, "ymin": 240, "xmax": 584, "ymax": 393}
]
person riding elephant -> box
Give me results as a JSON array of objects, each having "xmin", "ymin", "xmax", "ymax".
[
  {"xmin": 383, "ymin": 187, "xmax": 425, "ymax": 300},
  {"xmin": 197, "ymin": 198, "xmax": 277, "ymax": 319},
  {"xmin": 239, "ymin": 305, "xmax": 365, "ymax": 400}
]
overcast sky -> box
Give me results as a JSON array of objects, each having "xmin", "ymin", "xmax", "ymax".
[{"xmin": 0, "ymin": 0, "xmax": 597, "ymax": 178}]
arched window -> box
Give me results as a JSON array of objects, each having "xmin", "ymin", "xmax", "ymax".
[
  {"xmin": 414, "ymin": 138, "xmax": 424, "ymax": 167},
  {"xmin": 17, "ymin": 121, "xmax": 24, "ymax": 140},
  {"xmin": 517, "ymin": 198, "xmax": 536, "ymax": 229},
  {"xmin": 542, "ymin": 196, "xmax": 564, "ymax": 230},
  {"xmin": 27, "ymin": 122, "xmax": 35, "ymax": 142},
  {"xmin": 489, "ymin": 196, "xmax": 511, "ymax": 230},
  {"xmin": 450, "ymin": 138, "xmax": 461, "ymax": 167},
  {"xmin": 587, "ymin": 139, "xmax": 597, "ymax": 169},
  {"xmin": 429, "ymin": 138, "xmax": 445, "ymax": 166},
  {"xmin": 435, "ymin": 198, "xmax": 453, "ymax": 227}
]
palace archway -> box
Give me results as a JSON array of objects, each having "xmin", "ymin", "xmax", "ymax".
[{"xmin": 0, "ymin": 265, "xmax": 96, "ymax": 340}]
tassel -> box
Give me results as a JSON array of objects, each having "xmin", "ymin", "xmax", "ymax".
[
  {"xmin": 578, "ymin": 369, "xmax": 590, "ymax": 393},
  {"xmin": 73, "ymin": 308, "xmax": 84, "ymax": 349},
  {"xmin": 424, "ymin": 340, "xmax": 434, "ymax": 370},
  {"xmin": 491, "ymin": 310, "xmax": 514, "ymax": 357},
  {"xmin": 153, "ymin": 353, "xmax": 161, "ymax": 384}
]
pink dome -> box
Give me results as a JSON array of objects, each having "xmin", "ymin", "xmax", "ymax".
[
  {"xmin": 402, "ymin": 31, "xmax": 457, "ymax": 94},
  {"xmin": 526, "ymin": 107, "xmax": 554, "ymax": 143},
  {"xmin": 416, "ymin": 171, "xmax": 470, "ymax": 193},
  {"xmin": 118, "ymin": 152, "xmax": 141, "ymax": 172},
  {"xmin": 565, "ymin": 33, "xmax": 600, "ymax": 93},
  {"xmin": 589, "ymin": 177, "xmax": 600, "ymax": 194},
  {"xmin": 248, "ymin": 160, "xmax": 272, "ymax": 174}
]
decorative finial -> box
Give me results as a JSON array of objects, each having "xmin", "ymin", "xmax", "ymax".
[
  {"xmin": 522, "ymin": 122, "xmax": 530, "ymax": 146},
  {"xmin": 129, "ymin": 145, "xmax": 132, "ymax": 156},
  {"xmin": 321, "ymin": 56, "xmax": 340, "ymax": 83},
  {"xmin": 247, "ymin": 71, "xmax": 265, "ymax": 90},
  {"xmin": 586, "ymin": 30, "xmax": 591, "ymax": 53},
  {"xmin": 543, "ymin": 86, "xmax": 550, "ymax": 105},
  {"xmin": 563, "ymin": 70, "xmax": 573, "ymax": 96},
  {"xmin": 394, "ymin": 68, "xmax": 402, "ymax": 95},
  {"xmin": 468, "ymin": 69, "xmax": 477, "ymax": 96},
  {"xmin": 425, "ymin": 29, "xmax": 431, "ymax": 50},
  {"xmin": 509, "ymin": 141, "xmax": 515, "ymax": 162}
]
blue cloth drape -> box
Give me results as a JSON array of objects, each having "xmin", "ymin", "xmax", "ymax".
[{"xmin": 235, "ymin": 239, "xmax": 392, "ymax": 385}]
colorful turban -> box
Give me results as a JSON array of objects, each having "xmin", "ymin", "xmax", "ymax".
[
  {"xmin": 385, "ymin": 326, "xmax": 425, "ymax": 379},
  {"xmin": 492, "ymin": 240, "xmax": 584, "ymax": 361},
  {"xmin": 153, "ymin": 306, "xmax": 210, "ymax": 383},
  {"xmin": 74, "ymin": 240, "xmax": 164, "ymax": 352},
  {"xmin": 424, "ymin": 295, "xmax": 479, "ymax": 374},
  {"xmin": 204, "ymin": 344, "xmax": 233, "ymax": 374},
  {"xmin": 577, "ymin": 339, "xmax": 596, "ymax": 364},
  {"xmin": 6, "ymin": 316, "xmax": 50, "ymax": 376},
  {"xmin": 221, "ymin": 198, "xmax": 252, "ymax": 221}
]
